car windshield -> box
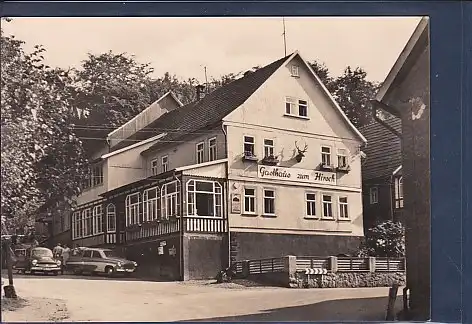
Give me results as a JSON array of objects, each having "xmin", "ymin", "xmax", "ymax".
[
  {"xmin": 102, "ymin": 250, "xmax": 122, "ymax": 258},
  {"xmin": 31, "ymin": 248, "xmax": 53, "ymax": 258}
]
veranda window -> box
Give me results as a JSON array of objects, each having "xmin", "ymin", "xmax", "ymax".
[
  {"xmin": 161, "ymin": 180, "xmax": 181, "ymax": 219},
  {"xmin": 92, "ymin": 205, "xmax": 103, "ymax": 235},
  {"xmin": 143, "ymin": 186, "xmax": 160, "ymax": 221},
  {"xmin": 186, "ymin": 180, "xmax": 223, "ymax": 217},
  {"xmin": 125, "ymin": 193, "xmax": 140, "ymax": 226},
  {"xmin": 106, "ymin": 204, "xmax": 116, "ymax": 232}
]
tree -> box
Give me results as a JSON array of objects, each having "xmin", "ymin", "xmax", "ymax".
[
  {"xmin": 309, "ymin": 60, "xmax": 335, "ymax": 92},
  {"xmin": 358, "ymin": 220, "xmax": 405, "ymax": 258},
  {"xmin": 1, "ymin": 23, "xmax": 87, "ymax": 232},
  {"xmin": 330, "ymin": 66, "xmax": 380, "ymax": 127}
]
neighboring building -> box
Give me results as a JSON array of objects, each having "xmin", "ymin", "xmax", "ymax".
[
  {"xmin": 66, "ymin": 51, "xmax": 367, "ymax": 280},
  {"xmin": 359, "ymin": 117, "xmax": 404, "ymax": 232},
  {"xmin": 371, "ymin": 17, "xmax": 430, "ymax": 321}
]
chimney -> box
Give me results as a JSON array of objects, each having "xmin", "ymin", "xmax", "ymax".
[{"xmin": 196, "ymin": 85, "xmax": 206, "ymax": 101}]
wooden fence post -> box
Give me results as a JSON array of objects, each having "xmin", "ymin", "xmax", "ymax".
[
  {"xmin": 329, "ymin": 256, "xmax": 337, "ymax": 273},
  {"xmin": 369, "ymin": 257, "xmax": 376, "ymax": 273},
  {"xmin": 386, "ymin": 284, "xmax": 399, "ymax": 320}
]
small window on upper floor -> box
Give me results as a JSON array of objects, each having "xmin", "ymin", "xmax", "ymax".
[
  {"xmin": 285, "ymin": 97, "xmax": 309, "ymax": 118},
  {"xmin": 151, "ymin": 159, "xmax": 159, "ymax": 176},
  {"xmin": 291, "ymin": 65, "xmax": 300, "ymax": 77},
  {"xmin": 162, "ymin": 155, "xmax": 169, "ymax": 173},
  {"xmin": 196, "ymin": 142, "xmax": 205, "ymax": 164}
]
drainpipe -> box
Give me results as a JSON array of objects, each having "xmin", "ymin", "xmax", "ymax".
[
  {"xmin": 221, "ymin": 122, "xmax": 231, "ymax": 268},
  {"xmin": 370, "ymin": 99, "xmax": 402, "ymax": 139},
  {"xmin": 389, "ymin": 174, "xmax": 395, "ymax": 222},
  {"xmin": 176, "ymin": 170, "xmax": 184, "ymax": 281}
]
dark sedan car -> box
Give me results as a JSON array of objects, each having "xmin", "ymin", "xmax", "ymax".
[{"xmin": 13, "ymin": 247, "xmax": 62, "ymax": 275}]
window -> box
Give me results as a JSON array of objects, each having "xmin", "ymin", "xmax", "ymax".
[
  {"xmin": 395, "ymin": 177, "xmax": 404, "ymax": 208},
  {"xmin": 106, "ymin": 204, "xmax": 116, "ymax": 232},
  {"xmin": 285, "ymin": 97, "xmax": 308, "ymax": 118},
  {"xmin": 186, "ymin": 180, "xmax": 223, "ymax": 217},
  {"xmin": 263, "ymin": 139, "xmax": 274, "ymax": 158},
  {"xmin": 263, "ymin": 189, "xmax": 276, "ymax": 216},
  {"xmin": 83, "ymin": 208, "xmax": 92, "ymax": 236},
  {"xmin": 322, "ymin": 195, "xmax": 333, "ymax": 218},
  {"xmin": 83, "ymin": 250, "xmax": 92, "ymax": 258},
  {"xmin": 92, "ymin": 205, "xmax": 103, "ymax": 235},
  {"xmin": 321, "ymin": 146, "xmax": 332, "ymax": 166},
  {"xmin": 244, "ymin": 136, "xmax": 255, "ymax": 156},
  {"xmin": 92, "ymin": 251, "xmax": 102, "ymax": 259},
  {"xmin": 305, "ymin": 193, "xmax": 317, "ymax": 217},
  {"xmin": 285, "ymin": 97, "xmax": 296, "ymax": 115},
  {"xmin": 291, "ymin": 65, "xmax": 300, "ymax": 77},
  {"xmin": 151, "ymin": 159, "xmax": 159, "ymax": 176},
  {"xmin": 337, "ymin": 148, "xmax": 348, "ymax": 168},
  {"xmin": 243, "ymin": 187, "xmax": 256, "ymax": 214},
  {"xmin": 162, "ymin": 155, "xmax": 169, "ymax": 173},
  {"xmin": 298, "ymin": 100, "xmax": 308, "ymax": 117},
  {"xmin": 91, "ymin": 163, "xmax": 103, "ymax": 187},
  {"xmin": 161, "ymin": 180, "xmax": 180, "ymax": 219},
  {"xmin": 196, "ymin": 142, "xmax": 205, "ymax": 164},
  {"xmin": 72, "ymin": 211, "xmax": 81, "ymax": 239},
  {"xmin": 339, "ymin": 197, "xmax": 349, "ymax": 219},
  {"xmin": 208, "ymin": 137, "xmax": 217, "ymax": 161},
  {"xmin": 125, "ymin": 193, "xmax": 140, "ymax": 226},
  {"xmin": 143, "ymin": 186, "xmax": 160, "ymax": 221},
  {"xmin": 370, "ymin": 187, "xmax": 379, "ymax": 204}
]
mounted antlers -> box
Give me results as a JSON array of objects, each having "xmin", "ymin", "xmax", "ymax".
[{"xmin": 295, "ymin": 141, "xmax": 308, "ymax": 162}]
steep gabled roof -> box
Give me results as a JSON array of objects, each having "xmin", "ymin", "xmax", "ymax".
[
  {"xmin": 359, "ymin": 117, "xmax": 402, "ymax": 180},
  {"xmin": 109, "ymin": 53, "xmax": 292, "ymax": 154},
  {"xmin": 375, "ymin": 17, "xmax": 429, "ymax": 103}
]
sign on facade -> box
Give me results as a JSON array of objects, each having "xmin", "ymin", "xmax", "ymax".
[
  {"xmin": 169, "ymin": 245, "xmax": 177, "ymax": 257},
  {"xmin": 257, "ymin": 166, "xmax": 336, "ymax": 185},
  {"xmin": 231, "ymin": 194, "xmax": 241, "ymax": 214}
]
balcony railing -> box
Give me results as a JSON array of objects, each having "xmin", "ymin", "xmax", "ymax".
[
  {"xmin": 184, "ymin": 216, "xmax": 227, "ymax": 234},
  {"xmin": 125, "ymin": 219, "xmax": 180, "ymax": 242}
]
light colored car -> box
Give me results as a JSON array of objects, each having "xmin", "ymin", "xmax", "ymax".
[{"xmin": 66, "ymin": 248, "xmax": 138, "ymax": 276}]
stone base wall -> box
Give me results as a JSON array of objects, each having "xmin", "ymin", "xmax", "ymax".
[{"xmin": 289, "ymin": 272, "xmax": 406, "ymax": 288}]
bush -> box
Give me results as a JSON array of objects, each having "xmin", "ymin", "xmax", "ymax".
[{"xmin": 359, "ymin": 220, "xmax": 405, "ymax": 257}]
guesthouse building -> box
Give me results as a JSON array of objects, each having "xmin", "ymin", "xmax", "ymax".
[{"xmin": 65, "ymin": 51, "xmax": 367, "ymax": 280}]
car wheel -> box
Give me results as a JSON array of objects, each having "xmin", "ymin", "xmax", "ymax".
[
  {"xmin": 105, "ymin": 266, "xmax": 115, "ymax": 277},
  {"xmin": 73, "ymin": 269, "xmax": 82, "ymax": 275},
  {"xmin": 30, "ymin": 271, "xmax": 36, "ymax": 275},
  {"xmin": 52, "ymin": 271, "xmax": 59, "ymax": 276}
]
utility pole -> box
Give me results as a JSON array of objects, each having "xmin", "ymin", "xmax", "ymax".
[
  {"xmin": 3, "ymin": 235, "xmax": 18, "ymax": 298},
  {"xmin": 282, "ymin": 17, "xmax": 287, "ymax": 56}
]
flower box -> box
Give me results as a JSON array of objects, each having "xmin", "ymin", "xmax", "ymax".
[{"xmin": 261, "ymin": 155, "xmax": 279, "ymax": 166}]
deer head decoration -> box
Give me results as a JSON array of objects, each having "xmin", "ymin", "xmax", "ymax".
[{"xmin": 295, "ymin": 141, "xmax": 308, "ymax": 162}]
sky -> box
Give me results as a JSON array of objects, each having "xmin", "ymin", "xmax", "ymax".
[{"xmin": 1, "ymin": 17, "xmax": 421, "ymax": 83}]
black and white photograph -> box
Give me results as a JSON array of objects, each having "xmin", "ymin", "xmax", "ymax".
[{"xmin": 1, "ymin": 16, "xmax": 430, "ymax": 322}]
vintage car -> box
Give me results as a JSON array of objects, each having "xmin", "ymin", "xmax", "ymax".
[
  {"xmin": 66, "ymin": 247, "xmax": 138, "ymax": 276},
  {"xmin": 13, "ymin": 246, "xmax": 62, "ymax": 275}
]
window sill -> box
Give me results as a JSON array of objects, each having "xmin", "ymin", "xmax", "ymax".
[
  {"xmin": 241, "ymin": 213, "xmax": 258, "ymax": 217},
  {"xmin": 337, "ymin": 218, "xmax": 351, "ymax": 222},
  {"xmin": 304, "ymin": 216, "xmax": 319, "ymax": 220},
  {"xmin": 321, "ymin": 217, "xmax": 336, "ymax": 221},
  {"xmin": 284, "ymin": 113, "xmax": 310, "ymax": 120},
  {"xmin": 261, "ymin": 214, "xmax": 277, "ymax": 218}
]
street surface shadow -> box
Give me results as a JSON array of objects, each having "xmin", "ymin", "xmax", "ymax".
[
  {"xmin": 1, "ymin": 271, "xmax": 173, "ymax": 283},
  {"xmin": 180, "ymin": 296, "xmax": 403, "ymax": 322}
]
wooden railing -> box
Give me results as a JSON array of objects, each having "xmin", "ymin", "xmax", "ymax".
[
  {"xmin": 125, "ymin": 219, "xmax": 180, "ymax": 242},
  {"xmin": 184, "ymin": 217, "xmax": 227, "ymax": 234},
  {"xmin": 233, "ymin": 255, "xmax": 405, "ymax": 275},
  {"xmin": 233, "ymin": 257, "xmax": 285, "ymax": 275}
]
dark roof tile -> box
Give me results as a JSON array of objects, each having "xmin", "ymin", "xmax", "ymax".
[{"xmin": 110, "ymin": 53, "xmax": 292, "ymax": 153}]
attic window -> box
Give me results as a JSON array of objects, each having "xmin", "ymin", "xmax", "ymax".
[{"xmin": 291, "ymin": 65, "xmax": 300, "ymax": 77}]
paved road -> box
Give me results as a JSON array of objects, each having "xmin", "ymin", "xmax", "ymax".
[{"xmin": 2, "ymin": 273, "xmax": 401, "ymax": 322}]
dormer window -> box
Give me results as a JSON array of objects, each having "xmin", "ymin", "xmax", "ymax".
[{"xmin": 291, "ymin": 65, "xmax": 300, "ymax": 77}]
